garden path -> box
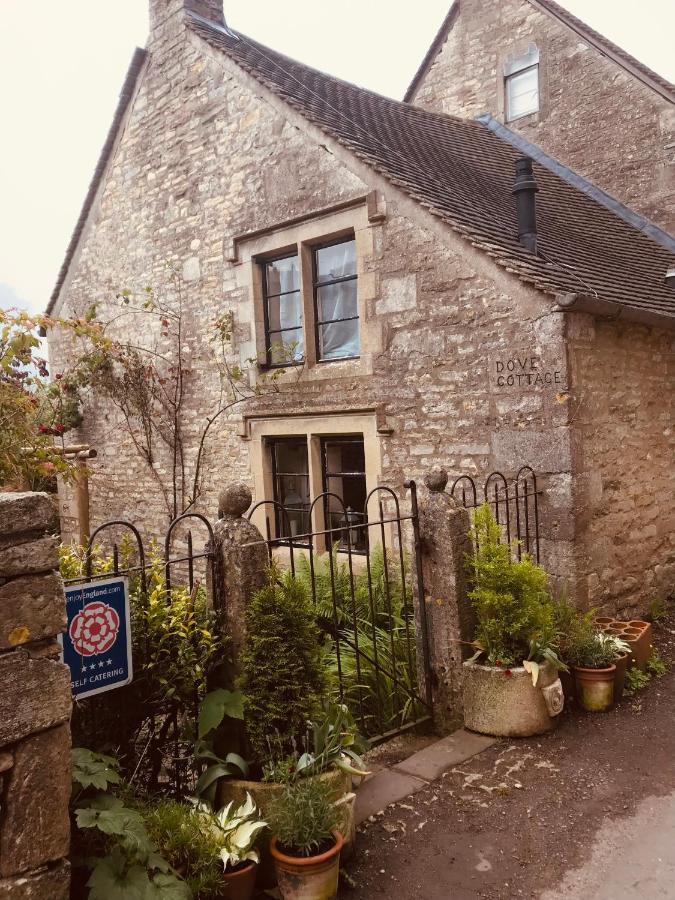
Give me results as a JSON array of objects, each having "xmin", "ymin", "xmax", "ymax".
[{"xmin": 341, "ymin": 615, "xmax": 675, "ymax": 899}]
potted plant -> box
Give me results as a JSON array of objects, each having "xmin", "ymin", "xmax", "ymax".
[
  {"xmin": 143, "ymin": 794, "xmax": 266, "ymax": 900},
  {"xmin": 210, "ymin": 793, "xmax": 267, "ymax": 900},
  {"xmin": 213, "ymin": 571, "xmax": 362, "ymax": 885},
  {"xmin": 568, "ymin": 628, "xmax": 628, "ymax": 712},
  {"xmin": 268, "ymin": 778, "xmax": 343, "ymax": 900},
  {"xmin": 462, "ymin": 505, "xmax": 566, "ymax": 737}
]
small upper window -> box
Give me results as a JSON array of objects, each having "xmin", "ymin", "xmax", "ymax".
[
  {"xmin": 313, "ymin": 238, "xmax": 359, "ymax": 361},
  {"xmin": 504, "ymin": 44, "xmax": 540, "ymax": 122},
  {"xmin": 263, "ymin": 254, "xmax": 303, "ymax": 366}
]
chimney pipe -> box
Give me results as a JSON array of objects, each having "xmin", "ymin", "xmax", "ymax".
[{"xmin": 513, "ymin": 157, "xmax": 539, "ymax": 254}]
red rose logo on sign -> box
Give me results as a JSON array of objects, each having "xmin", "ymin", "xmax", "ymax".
[{"xmin": 69, "ymin": 601, "xmax": 120, "ymax": 657}]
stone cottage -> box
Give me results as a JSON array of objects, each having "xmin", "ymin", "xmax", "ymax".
[
  {"xmin": 48, "ymin": 0, "xmax": 675, "ymax": 615},
  {"xmin": 405, "ymin": 0, "xmax": 675, "ymax": 234}
]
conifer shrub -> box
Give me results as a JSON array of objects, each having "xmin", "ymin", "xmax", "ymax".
[
  {"xmin": 469, "ymin": 503, "xmax": 557, "ymax": 667},
  {"xmin": 241, "ymin": 567, "xmax": 326, "ymax": 764}
]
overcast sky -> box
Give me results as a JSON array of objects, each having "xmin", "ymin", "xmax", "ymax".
[{"xmin": 1, "ymin": 0, "xmax": 673, "ymax": 314}]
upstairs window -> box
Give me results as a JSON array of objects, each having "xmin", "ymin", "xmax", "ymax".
[
  {"xmin": 313, "ymin": 238, "xmax": 359, "ymax": 361},
  {"xmin": 263, "ymin": 254, "xmax": 303, "ymax": 366},
  {"xmin": 505, "ymin": 45, "xmax": 540, "ymax": 122}
]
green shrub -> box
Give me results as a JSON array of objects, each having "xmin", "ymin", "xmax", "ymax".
[
  {"xmin": 648, "ymin": 597, "xmax": 669, "ymax": 623},
  {"xmin": 267, "ymin": 778, "xmax": 340, "ymax": 858},
  {"xmin": 241, "ymin": 567, "xmax": 326, "ymax": 763},
  {"xmin": 469, "ymin": 504, "xmax": 556, "ymax": 667}
]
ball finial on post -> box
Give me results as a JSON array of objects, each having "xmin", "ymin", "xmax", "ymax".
[
  {"xmin": 424, "ymin": 467, "xmax": 448, "ymax": 493},
  {"xmin": 218, "ymin": 483, "xmax": 252, "ymax": 519}
]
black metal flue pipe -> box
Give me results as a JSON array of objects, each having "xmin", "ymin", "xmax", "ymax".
[{"xmin": 513, "ymin": 156, "xmax": 539, "ymax": 254}]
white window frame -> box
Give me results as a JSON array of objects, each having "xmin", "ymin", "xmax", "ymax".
[{"xmin": 504, "ymin": 45, "xmax": 540, "ymax": 122}]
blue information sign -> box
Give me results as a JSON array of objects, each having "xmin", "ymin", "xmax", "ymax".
[{"xmin": 60, "ymin": 576, "xmax": 133, "ymax": 699}]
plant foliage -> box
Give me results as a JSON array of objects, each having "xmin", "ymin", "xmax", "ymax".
[
  {"xmin": 468, "ymin": 504, "xmax": 559, "ymax": 671},
  {"xmin": 240, "ymin": 567, "xmax": 326, "ymax": 763},
  {"xmin": 267, "ymin": 778, "xmax": 340, "ymax": 858}
]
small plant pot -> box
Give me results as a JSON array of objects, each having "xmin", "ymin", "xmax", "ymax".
[
  {"xmin": 222, "ymin": 860, "xmax": 258, "ymax": 900},
  {"xmin": 271, "ymin": 830, "xmax": 343, "ymax": 900},
  {"xmin": 573, "ymin": 664, "xmax": 616, "ymax": 712},
  {"xmin": 613, "ymin": 652, "xmax": 630, "ymax": 702},
  {"xmin": 595, "ymin": 617, "xmax": 613, "ymax": 629}
]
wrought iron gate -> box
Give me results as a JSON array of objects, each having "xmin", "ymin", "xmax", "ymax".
[{"xmin": 246, "ymin": 480, "xmax": 433, "ymax": 744}]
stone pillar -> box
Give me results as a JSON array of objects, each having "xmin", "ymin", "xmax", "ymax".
[
  {"xmin": 416, "ymin": 468, "xmax": 474, "ymax": 731},
  {"xmin": 0, "ymin": 493, "xmax": 73, "ymax": 899},
  {"xmin": 207, "ymin": 483, "xmax": 269, "ymax": 691}
]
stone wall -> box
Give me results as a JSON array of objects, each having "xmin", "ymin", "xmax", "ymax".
[
  {"xmin": 0, "ymin": 493, "xmax": 72, "ymax": 899},
  {"xmin": 48, "ymin": 6, "xmax": 576, "ymax": 586},
  {"xmin": 410, "ymin": 0, "xmax": 675, "ymax": 234},
  {"xmin": 567, "ymin": 314, "xmax": 675, "ymax": 615}
]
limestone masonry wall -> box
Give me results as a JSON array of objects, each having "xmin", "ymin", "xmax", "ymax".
[
  {"xmin": 411, "ymin": 0, "xmax": 675, "ymax": 234},
  {"xmin": 567, "ymin": 314, "xmax": 675, "ymax": 614},
  {"xmin": 0, "ymin": 493, "xmax": 72, "ymax": 899}
]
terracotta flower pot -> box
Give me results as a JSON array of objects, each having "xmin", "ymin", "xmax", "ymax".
[
  {"xmin": 222, "ymin": 860, "xmax": 257, "ymax": 900},
  {"xmin": 573, "ymin": 664, "xmax": 616, "ymax": 712},
  {"xmin": 271, "ymin": 830, "xmax": 343, "ymax": 900},
  {"xmin": 217, "ymin": 770, "xmax": 354, "ymax": 888}
]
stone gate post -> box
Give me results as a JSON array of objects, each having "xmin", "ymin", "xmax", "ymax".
[
  {"xmin": 0, "ymin": 493, "xmax": 73, "ymax": 899},
  {"xmin": 207, "ymin": 483, "xmax": 269, "ymax": 691},
  {"xmin": 416, "ymin": 468, "xmax": 475, "ymax": 730}
]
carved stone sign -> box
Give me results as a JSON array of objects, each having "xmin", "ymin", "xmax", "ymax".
[{"xmin": 491, "ymin": 354, "xmax": 563, "ymax": 389}]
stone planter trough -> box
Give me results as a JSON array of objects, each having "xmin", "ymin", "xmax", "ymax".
[{"xmin": 463, "ymin": 660, "xmax": 564, "ymax": 737}]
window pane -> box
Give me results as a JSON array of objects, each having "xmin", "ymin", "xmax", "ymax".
[
  {"xmin": 506, "ymin": 67, "xmax": 539, "ymax": 120},
  {"xmin": 268, "ymin": 328, "xmax": 304, "ymax": 365},
  {"xmin": 272, "ymin": 440, "xmax": 310, "ymax": 539},
  {"xmin": 274, "ymin": 440, "xmax": 309, "ymax": 474},
  {"xmin": 316, "ymin": 280, "xmax": 358, "ymax": 324},
  {"xmin": 266, "ymin": 255, "xmax": 300, "ymax": 296},
  {"xmin": 268, "ymin": 291, "xmax": 302, "ymax": 332},
  {"xmin": 315, "ymin": 240, "xmax": 357, "ymax": 283},
  {"xmin": 319, "ymin": 317, "xmax": 359, "ymax": 360},
  {"xmin": 323, "ymin": 438, "xmax": 367, "ymax": 550}
]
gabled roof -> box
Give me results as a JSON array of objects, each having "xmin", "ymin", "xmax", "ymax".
[
  {"xmin": 189, "ymin": 14, "xmax": 675, "ymax": 323},
  {"xmin": 47, "ymin": 48, "xmax": 147, "ymax": 315},
  {"xmin": 404, "ymin": 0, "xmax": 675, "ymax": 104}
]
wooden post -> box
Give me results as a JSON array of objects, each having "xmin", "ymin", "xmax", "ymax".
[{"xmin": 74, "ymin": 455, "xmax": 91, "ymax": 548}]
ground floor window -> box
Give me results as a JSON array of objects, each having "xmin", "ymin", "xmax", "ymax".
[
  {"xmin": 269, "ymin": 437, "xmax": 311, "ymax": 539},
  {"xmin": 267, "ymin": 433, "xmax": 367, "ymax": 550},
  {"xmin": 321, "ymin": 436, "xmax": 368, "ymax": 551}
]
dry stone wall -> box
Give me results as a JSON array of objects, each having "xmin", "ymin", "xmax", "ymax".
[
  {"xmin": 411, "ymin": 0, "xmax": 675, "ymax": 234},
  {"xmin": 0, "ymin": 493, "xmax": 72, "ymax": 899}
]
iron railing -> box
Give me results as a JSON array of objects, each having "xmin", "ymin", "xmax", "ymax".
[{"xmin": 246, "ymin": 481, "xmax": 433, "ymax": 745}]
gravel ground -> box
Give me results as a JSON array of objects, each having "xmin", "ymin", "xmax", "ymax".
[{"xmin": 341, "ymin": 613, "xmax": 675, "ymax": 899}]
